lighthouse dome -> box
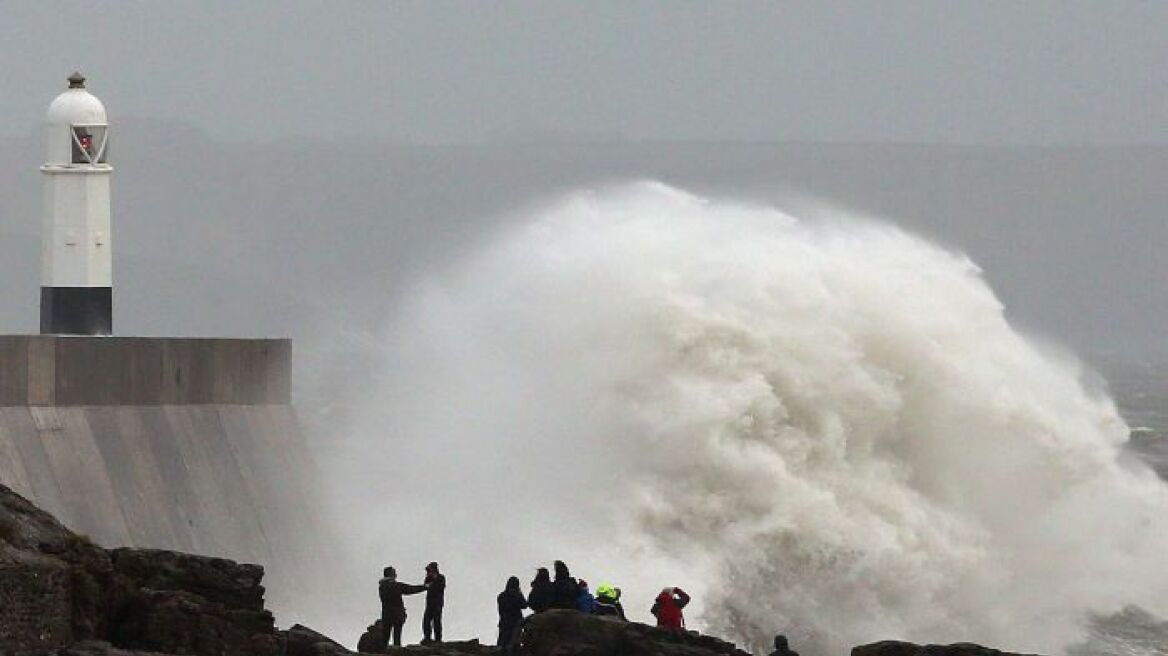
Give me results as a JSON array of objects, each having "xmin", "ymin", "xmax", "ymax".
[
  {"xmin": 46, "ymin": 83, "xmax": 106, "ymax": 126},
  {"xmin": 44, "ymin": 73, "xmax": 110, "ymax": 167}
]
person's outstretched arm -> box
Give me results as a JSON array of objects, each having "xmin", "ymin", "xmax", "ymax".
[{"xmin": 404, "ymin": 583, "xmax": 427, "ymax": 594}]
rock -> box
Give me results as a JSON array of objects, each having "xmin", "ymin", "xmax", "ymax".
[
  {"xmin": 110, "ymin": 548, "xmax": 267, "ymax": 611},
  {"xmin": 385, "ymin": 639, "xmax": 486, "ymax": 656},
  {"xmin": 109, "ymin": 548, "xmax": 277, "ymax": 656},
  {"xmin": 518, "ymin": 610, "xmax": 751, "ymax": 656},
  {"xmin": 286, "ymin": 623, "xmax": 355, "ymax": 656},
  {"xmin": 0, "ymin": 482, "xmax": 279, "ymax": 656},
  {"xmin": 851, "ymin": 641, "xmax": 1047, "ymax": 656},
  {"xmin": 51, "ymin": 639, "xmax": 171, "ymax": 656},
  {"xmin": 0, "ymin": 483, "xmax": 120, "ymax": 652},
  {"xmin": 110, "ymin": 587, "xmax": 280, "ymax": 656}
]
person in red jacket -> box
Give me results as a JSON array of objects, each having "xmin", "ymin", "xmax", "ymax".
[{"xmin": 650, "ymin": 586, "xmax": 690, "ymax": 631}]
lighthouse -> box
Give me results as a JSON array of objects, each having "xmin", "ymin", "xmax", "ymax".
[
  {"xmin": 0, "ymin": 73, "xmax": 320, "ymax": 605},
  {"xmin": 40, "ymin": 72, "xmax": 113, "ymax": 335}
]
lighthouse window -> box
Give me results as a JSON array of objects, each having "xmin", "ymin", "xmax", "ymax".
[{"xmin": 70, "ymin": 125, "xmax": 107, "ymax": 164}]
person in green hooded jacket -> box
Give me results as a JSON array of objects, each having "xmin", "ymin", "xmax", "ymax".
[{"xmin": 590, "ymin": 582, "xmax": 626, "ymax": 621}]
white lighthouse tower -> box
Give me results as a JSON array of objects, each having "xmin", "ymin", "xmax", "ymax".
[{"xmin": 40, "ymin": 72, "xmax": 113, "ymax": 335}]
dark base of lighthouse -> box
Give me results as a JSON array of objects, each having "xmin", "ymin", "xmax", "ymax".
[{"xmin": 40, "ymin": 287, "xmax": 112, "ymax": 336}]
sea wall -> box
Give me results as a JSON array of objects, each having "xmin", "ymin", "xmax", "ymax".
[
  {"xmin": 0, "ymin": 335, "xmax": 290, "ymax": 405},
  {"xmin": 0, "ymin": 335, "xmax": 324, "ymax": 606}
]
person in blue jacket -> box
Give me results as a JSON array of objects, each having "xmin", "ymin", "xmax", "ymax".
[{"xmin": 575, "ymin": 579, "xmax": 595, "ymax": 613}]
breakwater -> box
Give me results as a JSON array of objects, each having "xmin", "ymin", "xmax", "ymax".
[{"xmin": 0, "ymin": 335, "xmax": 325, "ymax": 612}]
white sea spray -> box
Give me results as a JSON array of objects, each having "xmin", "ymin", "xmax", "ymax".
[{"xmin": 334, "ymin": 182, "xmax": 1168, "ymax": 655}]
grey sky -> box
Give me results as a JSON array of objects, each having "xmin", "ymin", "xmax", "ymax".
[
  {"xmin": 0, "ymin": 1, "xmax": 1165, "ymax": 356},
  {"xmin": 1, "ymin": 1, "xmax": 1164, "ymax": 144}
]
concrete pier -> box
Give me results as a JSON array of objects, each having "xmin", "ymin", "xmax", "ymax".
[
  {"xmin": 0, "ymin": 336, "xmax": 324, "ymax": 607},
  {"xmin": 0, "ymin": 336, "xmax": 290, "ymax": 405}
]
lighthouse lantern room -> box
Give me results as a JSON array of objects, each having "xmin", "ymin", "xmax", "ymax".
[{"xmin": 40, "ymin": 72, "xmax": 113, "ymax": 335}]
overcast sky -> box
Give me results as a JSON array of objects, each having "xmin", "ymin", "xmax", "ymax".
[
  {"xmin": 0, "ymin": 1, "xmax": 1165, "ymax": 355},
  {"xmin": 1, "ymin": 1, "xmax": 1164, "ymax": 144}
]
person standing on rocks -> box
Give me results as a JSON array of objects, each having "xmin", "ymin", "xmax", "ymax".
[
  {"xmin": 768, "ymin": 635, "xmax": 799, "ymax": 656},
  {"xmin": 357, "ymin": 620, "xmax": 386, "ymax": 653},
  {"xmin": 496, "ymin": 575, "xmax": 528, "ymax": 650},
  {"xmin": 528, "ymin": 567, "xmax": 554, "ymax": 613},
  {"xmin": 591, "ymin": 582, "xmax": 627, "ymax": 621},
  {"xmin": 421, "ymin": 561, "xmax": 446, "ymax": 644},
  {"xmin": 379, "ymin": 567, "xmax": 426, "ymax": 647},
  {"xmin": 651, "ymin": 586, "xmax": 691, "ymax": 631},
  {"xmin": 551, "ymin": 560, "xmax": 578, "ymax": 610},
  {"xmin": 575, "ymin": 579, "xmax": 595, "ymax": 613}
]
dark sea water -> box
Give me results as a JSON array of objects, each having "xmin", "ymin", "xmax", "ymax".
[
  {"xmin": 1072, "ymin": 355, "xmax": 1168, "ymax": 656},
  {"xmin": 1102, "ymin": 357, "xmax": 1168, "ymax": 479}
]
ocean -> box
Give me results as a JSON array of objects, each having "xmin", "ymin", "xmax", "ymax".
[
  {"xmin": 1073, "ymin": 356, "xmax": 1168, "ymax": 655},
  {"xmin": 1104, "ymin": 357, "xmax": 1168, "ymax": 479}
]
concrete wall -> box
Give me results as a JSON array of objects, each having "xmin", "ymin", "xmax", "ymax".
[
  {"xmin": 0, "ymin": 336, "xmax": 326, "ymax": 615},
  {"xmin": 0, "ymin": 336, "xmax": 291, "ymax": 406}
]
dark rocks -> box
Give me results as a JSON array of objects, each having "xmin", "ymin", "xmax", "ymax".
[
  {"xmin": 108, "ymin": 548, "xmax": 277, "ymax": 656},
  {"xmin": 109, "ymin": 586, "xmax": 279, "ymax": 656},
  {"xmin": 286, "ymin": 623, "xmax": 355, "ymax": 656},
  {"xmin": 518, "ymin": 610, "xmax": 750, "ymax": 656},
  {"xmin": 110, "ymin": 548, "xmax": 268, "ymax": 611},
  {"xmin": 50, "ymin": 640, "xmax": 171, "ymax": 656},
  {"xmin": 0, "ymin": 482, "xmax": 280, "ymax": 656},
  {"xmin": 0, "ymin": 482, "xmax": 118, "ymax": 652},
  {"xmin": 381, "ymin": 639, "xmax": 485, "ymax": 656},
  {"xmin": 852, "ymin": 641, "xmax": 1045, "ymax": 656}
]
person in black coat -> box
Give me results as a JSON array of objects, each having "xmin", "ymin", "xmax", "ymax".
[
  {"xmin": 550, "ymin": 560, "xmax": 578, "ymax": 610},
  {"xmin": 356, "ymin": 620, "xmax": 386, "ymax": 653},
  {"xmin": 378, "ymin": 567, "xmax": 426, "ymax": 647},
  {"xmin": 528, "ymin": 567, "xmax": 554, "ymax": 613},
  {"xmin": 496, "ymin": 576, "xmax": 528, "ymax": 650},
  {"xmin": 768, "ymin": 635, "xmax": 799, "ymax": 656},
  {"xmin": 422, "ymin": 562, "xmax": 446, "ymax": 644}
]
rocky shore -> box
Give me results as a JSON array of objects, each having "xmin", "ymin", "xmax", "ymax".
[{"xmin": 0, "ymin": 483, "xmax": 1043, "ymax": 656}]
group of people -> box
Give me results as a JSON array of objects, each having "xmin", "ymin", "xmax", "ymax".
[
  {"xmin": 496, "ymin": 560, "xmax": 673, "ymax": 649},
  {"xmin": 361, "ymin": 561, "xmax": 447, "ymax": 651},
  {"xmin": 365, "ymin": 559, "xmax": 805, "ymax": 655}
]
